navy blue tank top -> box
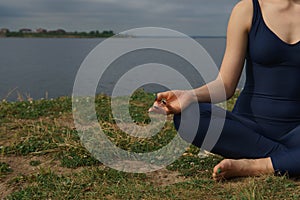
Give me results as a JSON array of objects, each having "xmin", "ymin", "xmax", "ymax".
[{"xmin": 233, "ymin": 0, "xmax": 300, "ymax": 122}]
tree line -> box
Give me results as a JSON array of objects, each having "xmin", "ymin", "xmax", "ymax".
[{"xmin": 0, "ymin": 28, "xmax": 115, "ymax": 38}]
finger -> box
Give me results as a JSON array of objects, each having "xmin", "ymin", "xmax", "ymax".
[
  {"xmin": 156, "ymin": 91, "xmax": 170, "ymax": 102},
  {"xmin": 148, "ymin": 105, "xmax": 163, "ymax": 113},
  {"xmin": 164, "ymin": 103, "xmax": 180, "ymax": 114},
  {"xmin": 149, "ymin": 106, "xmax": 167, "ymax": 115},
  {"xmin": 148, "ymin": 102, "xmax": 168, "ymax": 115},
  {"xmin": 148, "ymin": 107, "xmax": 155, "ymax": 112}
]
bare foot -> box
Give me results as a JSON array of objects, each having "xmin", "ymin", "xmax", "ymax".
[{"xmin": 212, "ymin": 157, "xmax": 274, "ymax": 180}]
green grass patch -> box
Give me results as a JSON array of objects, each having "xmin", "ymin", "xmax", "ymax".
[
  {"xmin": 5, "ymin": 167, "xmax": 300, "ymax": 200},
  {"xmin": 0, "ymin": 97, "xmax": 71, "ymax": 120},
  {"xmin": 167, "ymin": 153, "xmax": 222, "ymax": 178},
  {"xmin": 29, "ymin": 160, "xmax": 41, "ymax": 167},
  {"xmin": 3, "ymin": 121, "xmax": 78, "ymax": 156},
  {"xmin": 0, "ymin": 162, "xmax": 13, "ymax": 177},
  {"xmin": 57, "ymin": 147, "xmax": 100, "ymax": 168}
]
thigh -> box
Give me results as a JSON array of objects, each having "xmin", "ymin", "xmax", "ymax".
[
  {"xmin": 269, "ymin": 125, "xmax": 300, "ymax": 176},
  {"xmin": 278, "ymin": 125, "xmax": 300, "ymax": 148},
  {"xmin": 173, "ymin": 103, "xmax": 285, "ymax": 159},
  {"xmin": 270, "ymin": 147, "xmax": 300, "ymax": 176}
]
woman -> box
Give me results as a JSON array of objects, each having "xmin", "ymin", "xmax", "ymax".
[{"xmin": 149, "ymin": 0, "xmax": 300, "ymax": 180}]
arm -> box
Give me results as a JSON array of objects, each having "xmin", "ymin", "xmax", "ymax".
[
  {"xmin": 193, "ymin": 0, "xmax": 253, "ymax": 103},
  {"xmin": 149, "ymin": 0, "xmax": 253, "ymax": 114}
]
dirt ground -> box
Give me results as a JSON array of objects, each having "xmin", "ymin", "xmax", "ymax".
[{"xmin": 0, "ymin": 155, "xmax": 188, "ymax": 199}]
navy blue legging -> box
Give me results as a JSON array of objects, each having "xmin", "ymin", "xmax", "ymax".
[{"xmin": 173, "ymin": 103, "xmax": 300, "ymax": 177}]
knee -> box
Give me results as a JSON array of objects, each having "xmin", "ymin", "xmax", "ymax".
[
  {"xmin": 173, "ymin": 112, "xmax": 193, "ymax": 143},
  {"xmin": 173, "ymin": 102, "xmax": 201, "ymax": 132},
  {"xmin": 173, "ymin": 103, "xmax": 211, "ymax": 144},
  {"xmin": 173, "ymin": 113, "xmax": 181, "ymax": 132},
  {"xmin": 173, "ymin": 102, "xmax": 211, "ymax": 130}
]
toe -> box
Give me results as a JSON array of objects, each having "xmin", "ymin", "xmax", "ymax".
[
  {"xmin": 213, "ymin": 172, "xmax": 225, "ymax": 181},
  {"xmin": 213, "ymin": 162, "xmax": 225, "ymax": 175}
]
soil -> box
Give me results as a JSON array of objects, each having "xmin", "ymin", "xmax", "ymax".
[{"xmin": 0, "ymin": 155, "xmax": 188, "ymax": 199}]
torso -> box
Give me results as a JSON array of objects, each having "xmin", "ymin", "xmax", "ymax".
[
  {"xmin": 258, "ymin": 0, "xmax": 300, "ymax": 45},
  {"xmin": 233, "ymin": 0, "xmax": 300, "ymax": 122}
]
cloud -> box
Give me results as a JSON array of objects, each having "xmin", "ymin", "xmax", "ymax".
[{"xmin": 0, "ymin": 0, "xmax": 239, "ymax": 36}]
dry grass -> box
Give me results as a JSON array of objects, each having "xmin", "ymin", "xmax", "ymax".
[{"xmin": 1, "ymin": 90, "xmax": 300, "ymax": 199}]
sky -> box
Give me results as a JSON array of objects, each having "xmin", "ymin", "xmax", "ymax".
[{"xmin": 0, "ymin": 0, "xmax": 240, "ymax": 36}]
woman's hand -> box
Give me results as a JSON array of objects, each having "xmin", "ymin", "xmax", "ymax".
[{"xmin": 148, "ymin": 90, "xmax": 197, "ymax": 115}]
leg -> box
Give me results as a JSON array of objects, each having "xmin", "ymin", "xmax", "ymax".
[
  {"xmin": 174, "ymin": 103, "xmax": 284, "ymax": 158},
  {"xmin": 270, "ymin": 125, "xmax": 300, "ymax": 177},
  {"xmin": 216, "ymin": 126, "xmax": 300, "ymax": 178},
  {"xmin": 173, "ymin": 103, "xmax": 285, "ymax": 179}
]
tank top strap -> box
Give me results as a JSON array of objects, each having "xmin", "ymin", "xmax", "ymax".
[
  {"xmin": 251, "ymin": 0, "xmax": 261, "ymax": 26},
  {"xmin": 249, "ymin": 0, "xmax": 263, "ymax": 38}
]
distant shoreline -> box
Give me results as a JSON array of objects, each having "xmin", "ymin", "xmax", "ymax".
[
  {"xmin": 0, "ymin": 33, "xmax": 115, "ymax": 39},
  {"xmin": 0, "ymin": 35, "xmax": 226, "ymax": 39},
  {"xmin": 0, "ymin": 33, "xmax": 226, "ymax": 39},
  {"xmin": 0, "ymin": 29, "xmax": 115, "ymax": 38}
]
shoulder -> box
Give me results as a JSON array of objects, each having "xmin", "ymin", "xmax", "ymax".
[
  {"xmin": 230, "ymin": 0, "xmax": 254, "ymax": 32},
  {"xmin": 233, "ymin": 0, "xmax": 253, "ymax": 14},
  {"xmin": 234, "ymin": 0, "xmax": 253, "ymax": 11}
]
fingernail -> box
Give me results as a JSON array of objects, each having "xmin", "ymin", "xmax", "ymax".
[{"xmin": 217, "ymin": 168, "xmax": 221, "ymax": 174}]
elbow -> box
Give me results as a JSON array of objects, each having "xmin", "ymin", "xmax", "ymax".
[
  {"xmin": 216, "ymin": 76, "xmax": 237, "ymax": 101},
  {"xmin": 226, "ymin": 90, "xmax": 235, "ymax": 100},
  {"xmin": 224, "ymin": 85, "xmax": 236, "ymax": 100}
]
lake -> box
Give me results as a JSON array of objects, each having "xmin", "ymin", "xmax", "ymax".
[{"xmin": 0, "ymin": 37, "xmax": 244, "ymax": 101}]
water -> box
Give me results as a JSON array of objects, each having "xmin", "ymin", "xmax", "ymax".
[{"xmin": 0, "ymin": 37, "xmax": 243, "ymax": 101}]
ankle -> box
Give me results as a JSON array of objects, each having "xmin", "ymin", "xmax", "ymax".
[{"xmin": 253, "ymin": 158, "xmax": 274, "ymax": 174}]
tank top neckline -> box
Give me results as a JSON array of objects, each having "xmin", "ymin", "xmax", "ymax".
[{"xmin": 255, "ymin": 0, "xmax": 300, "ymax": 47}]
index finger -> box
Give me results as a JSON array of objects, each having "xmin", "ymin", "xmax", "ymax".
[{"xmin": 156, "ymin": 91, "xmax": 170, "ymax": 102}]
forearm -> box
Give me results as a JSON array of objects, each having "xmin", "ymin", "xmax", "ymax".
[{"xmin": 191, "ymin": 76, "xmax": 233, "ymax": 104}]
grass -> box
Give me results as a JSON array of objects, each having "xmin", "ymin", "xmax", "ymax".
[
  {"xmin": 0, "ymin": 162, "xmax": 13, "ymax": 177},
  {"xmin": 0, "ymin": 89, "xmax": 299, "ymax": 199}
]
